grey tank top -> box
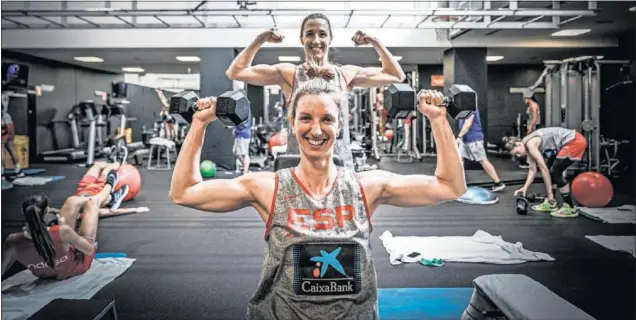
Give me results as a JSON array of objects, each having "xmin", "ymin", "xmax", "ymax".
[
  {"xmin": 285, "ymin": 65, "xmax": 355, "ymax": 170},
  {"xmin": 246, "ymin": 168, "xmax": 378, "ymax": 320},
  {"xmin": 523, "ymin": 127, "xmax": 575, "ymax": 151}
]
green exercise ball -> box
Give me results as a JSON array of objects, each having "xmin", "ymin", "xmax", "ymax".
[{"xmin": 200, "ymin": 160, "xmax": 217, "ymax": 178}]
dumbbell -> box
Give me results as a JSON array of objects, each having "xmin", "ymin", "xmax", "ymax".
[
  {"xmin": 526, "ymin": 193, "xmax": 545, "ymax": 203},
  {"xmin": 384, "ymin": 83, "xmax": 476, "ymax": 120},
  {"xmin": 516, "ymin": 197, "xmax": 529, "ymax": 215},
  {"xmin": 169, "ymin": 90, "xmax": 250, "ymax": 127}
]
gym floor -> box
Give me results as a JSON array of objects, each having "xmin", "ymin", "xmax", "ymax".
[{"xmin": 2, "ymin": 163, "xmax": 634, "ymax": 320}]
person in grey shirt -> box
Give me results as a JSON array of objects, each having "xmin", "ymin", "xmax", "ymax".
[{"xmin": 170, "ymin": 76, "xmax": 466, "ymax": 320}]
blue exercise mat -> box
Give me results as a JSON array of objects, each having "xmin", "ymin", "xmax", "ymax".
[
  {"xmin": 3, "ymin": 168, "xmax": 46, "ymax": 176},
  {"xmin": 95, "ymin": 252, "xmax": 128, "ymax": 259},
  {"xmin": 378, "ymin": 288, "xmax": 473, "ymax": 320},
  {"xmin": 456, "ymin": 186, "xmax": 499, "ymax": 205}
]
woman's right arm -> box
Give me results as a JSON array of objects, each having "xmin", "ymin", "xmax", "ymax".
[{"xmin": 226, "ymin": 31, "xmax": 293, "ymax": 86}]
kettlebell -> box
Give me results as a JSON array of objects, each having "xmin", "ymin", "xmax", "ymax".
[{"xmin": 516, "ymin": 197, "xmax": 529, "ymax": 215}]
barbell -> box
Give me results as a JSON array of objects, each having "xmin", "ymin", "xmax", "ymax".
[
  {"xmin": 169, "ymin": 90, "xmax": 251, "ymax": 127},
  {"xmin": 384, "ymin": 83, "xmax": 477, "ymax": 120}
]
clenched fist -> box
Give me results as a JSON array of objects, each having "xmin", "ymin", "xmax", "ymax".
[
  {"xmin": 417, "ymin": 90, "xmax": 446, "ymax": 120},
  {"xmin": 258, "ymin": 28, "xmax": 285, "ymax": 43},
  {"xmin": 194, "ymin": 96, "xmax": 218, "ymax": 125},
  {"xmin": 351, "ymin": 30, "xmax": 376, "ymax": 46}
]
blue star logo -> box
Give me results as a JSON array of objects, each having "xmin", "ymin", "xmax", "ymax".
[{"xmin": 310, "ymin": 247, "xmax": 347, "ymax": 278}]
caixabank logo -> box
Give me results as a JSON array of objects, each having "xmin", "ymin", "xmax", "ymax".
[{"xmin": 292, "ymin": 243, "xmax": 361, "ymax": 296}]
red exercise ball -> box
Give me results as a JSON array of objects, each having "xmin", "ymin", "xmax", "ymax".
[
  {"xmin": 571, "ymin": 171, "xmax": 613, "ymax": 208},
  {"xmin": 384, "ymin": 130, "xmax": 394, "ymax": 141},
  {"xmin": 115, "ymin": 164, "xmax": 142, "ymax": 201},
  {"xmin": 268, "ymin": 132, "xmax": 286, "ymax": 153}
]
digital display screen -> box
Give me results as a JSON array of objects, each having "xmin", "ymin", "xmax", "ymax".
[{"xmin": 1, "ymin": 63, "xmax": 29, "ymax": 89}]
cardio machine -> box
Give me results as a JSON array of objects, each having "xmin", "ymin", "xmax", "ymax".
[{"xmin": 39, "ymin": 101, "xmax": 99, "ymax": 166}]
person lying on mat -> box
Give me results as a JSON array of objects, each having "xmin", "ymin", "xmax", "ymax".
[
  {"xmin": 1, "ymin": 172, "xmax": 120, "ymax": 280},
  {"xmin": 170, "ymin": 76, "xmax": 466, "ymax": 320},
  {"xmin": 226, "ymin": 13, "xmax": 405, "ymax": 170},
  {"xmin": 504, "ymin": 127, "xmax": 588, "ymax": 218}
]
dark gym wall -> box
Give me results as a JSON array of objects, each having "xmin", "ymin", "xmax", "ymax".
[
  {"xmin": 247, "ymin": 84, "xmax": 264, "ymax": 125},
  {"xmin": 487, "ymin": 65, "xmax": 545, "ymax": 144},
  {"xmin": 2, "ymin": 52, "xmax": 123, "ymax": 154}
]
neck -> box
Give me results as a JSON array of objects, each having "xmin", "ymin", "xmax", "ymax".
[{"xmin": 296, "ymin": 155, "xmax": 338, "ymax": 197}]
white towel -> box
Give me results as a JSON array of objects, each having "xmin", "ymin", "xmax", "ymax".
[
  {"xmin": 379, "ymin": 230, "xmax": 555, "ymax": 265},
  {"xmin": 1, "ymin": 258, "xmax": 135, "ymax": 320},
  {"xmin": 585, "ymin": 235, "xmax": 635, "ymax": 257},
  {"xmin": 579, "ymin": 205, "xmax": 635, "ymax": 224}
]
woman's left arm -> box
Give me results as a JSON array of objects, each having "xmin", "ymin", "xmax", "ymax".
[{"xmin": 344, "ymin": 32, "xmax": 406, "ymax": 88}]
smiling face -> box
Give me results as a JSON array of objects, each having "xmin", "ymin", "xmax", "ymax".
[
  {"xmin": 300, "ymin": 15, "xmax": 332, "ymax": 62},
  {"xmin": 290, "ymin": 93, "xmax": 341, "ymax": 159}
]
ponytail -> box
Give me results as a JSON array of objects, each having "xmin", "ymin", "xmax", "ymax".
[
  {"xmin": 23, "ymin": 202, "xmax": 56, "ymax": 269},
  {"xmin": 305, "ymin": 60, "xmax": 335, "ymax": 80}
]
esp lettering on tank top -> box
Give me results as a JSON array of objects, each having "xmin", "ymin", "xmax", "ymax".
[
  {"xmin": 284, "ymin": 65, "xmax": 355, "ymax": 170},
  {"xmin": 246, "ymin": 168, "xmax": 379, "ymax": 320}
]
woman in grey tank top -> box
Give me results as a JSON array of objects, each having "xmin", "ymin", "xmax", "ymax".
[
  {"xmin": 504, "ymin": 127, "xmax": 587, "ymax": 218},
  {"xmin": 226, "ymin": 13, "xmax": 407, "ymax": 169},
  {"xmin": 170, "ymin": 78, "xmax": 466, "ymax": 320}
]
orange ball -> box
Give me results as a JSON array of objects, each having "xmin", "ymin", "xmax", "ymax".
[
  {"xmin": 114, "ymin": 164, "xmax": 142, "ymax": 201},
  {"xmin": 268, "ymin": 132, "xmax": 285, "ymax": 153},
  {"xmin": 384, "ymin": 130, "xmax": 394, "ymax": 141},
  {"xmin": 571, "ymin": 171, "xmax": 613, "ymax": 208}
]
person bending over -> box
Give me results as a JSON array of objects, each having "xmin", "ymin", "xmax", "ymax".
[
  {"xmin": 233, "ymin": 115, "xmax": 252, "ymax": 175},
  {"xmin": 226, "ymin": 13, "xmax": 406, "ymax": 169},
  {"xmin": 170, "ymin": 77, "xmax": 465, "ymax": 320},
  {"xmin": 1, "ymin": 182, "xmax": 115, "ymax": 280},
  {"xmin": 504, "ymin": 127, "xmax": 587, "ymax": 218},
  {"xmin": 523, "ymin": 92, "xmax": 541, "ymax": 135},
  {"xmin": 456, "ymin": 108, "xmax": 505, "ymax": 192}
]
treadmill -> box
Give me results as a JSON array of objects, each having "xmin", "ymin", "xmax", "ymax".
[{"xmin": 39, "ymin": 101, "xmax": 98, "ymax": 165}]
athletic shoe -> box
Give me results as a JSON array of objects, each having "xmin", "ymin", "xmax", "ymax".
[
  {"xmin": 108, "ymin": 185, "xmax": 129, "ymax": 210},
  {"xmin": 531, "ymin": 198, "xmax": 558, "ymax": 212},
  {"xmin": 550, "ymin": 203, "xmax": 579, "ymax": 218},
  {"xmin": 490, "ymin": 182, "xmax": 506, "ymax": 192},
  {"xmin": 105, "ymin": 170, "xmax": 119, "ymax": 188}
]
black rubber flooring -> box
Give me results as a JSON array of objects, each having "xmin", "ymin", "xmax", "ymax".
[{"xmin": 2, "ymin": 163, "xmax": 635, "ymax": 320}]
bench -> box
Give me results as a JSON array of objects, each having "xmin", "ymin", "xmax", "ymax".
[
  {"xmin": 28, "ymin": 299, "xmax": 118, "ymax": 320},
  {"xmin": 461, "ymin": 274, "xmax": 595, "ymax": 320}
]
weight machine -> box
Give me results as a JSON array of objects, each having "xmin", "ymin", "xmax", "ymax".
[{"xmin": 528, "ymin": 56, "xmax": 630, "ymax": 174}]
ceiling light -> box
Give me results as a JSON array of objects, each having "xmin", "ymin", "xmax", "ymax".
[
  {"xmin": 74, "ymin": 56, "xmax": 104, "ymax": 63},
  {"xmin": 379, "ymin": 56, "xmax": 403, "ymax": 61},
  {"xmin": 629, "ymin": 6, "xmax": 635, "ymax": 12},
  {"xmin": 551, "ymin": 29, "xmax": 591, "ymax": 36},
  {"xmin": 122, "ymin": 67, "xmax": 145, "ymax": 73},
  {"xmin": 278, "ymin": 56, "xmax": 301, "ymax": 62},
  {"xmin": 176, "ymin": 56, "xmax": 201, "ymax": 62},
  {"xmin": 486, "ymin": 56, "xmax": 504, "ymax": 62}
]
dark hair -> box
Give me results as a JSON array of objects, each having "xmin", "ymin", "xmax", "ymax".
[
  {"xmin": 300, "ymin": 13, "xmax": 333, "ymax": 39},
  {"xmin": 526, "ymin": 95, "xmax": 538, "ymax": 103},
  {"xmin": 22, "ymin": 194, "xmax": 56, "ymax": 269}
]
